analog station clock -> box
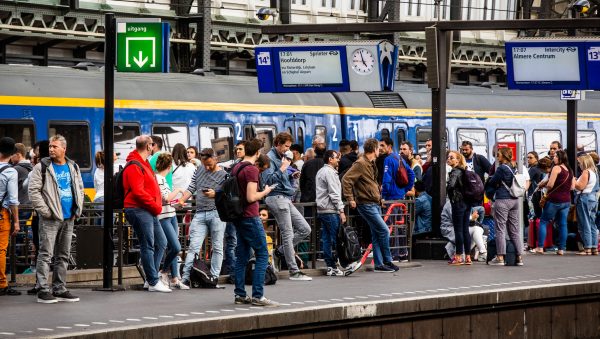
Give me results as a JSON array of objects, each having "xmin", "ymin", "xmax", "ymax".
[{"xmin": 351, "ymin": 48, "xmax": 376, "ymax": 75}]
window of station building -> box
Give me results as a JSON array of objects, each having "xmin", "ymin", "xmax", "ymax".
[
  {"xmin": 533, "ymin": 130, "xmax": 561, "ymax": 157},
  {"xmin": 495, "ymin": 129, "xmax": 526, "ymax": 163},
  {"xmin": 152, "ymin": 124, "xmax": 189, "ymax": 154},
  {"xmin": 0, "ymin": 121, "xmax": 35, "ymax": 149},
  {"xmin": 578, "ymin": 130, "xmax": 597, "ymax": 152},
  {"xmin": 105, "ymin": 123, "xmax": 140, "ymax": 168},
  {"xmin": 49, "ymin": 122, "xmax": 91, "ymax": 170},
  {"xmin": 457, "ymin": 128, "xmax": 488, "ymax": 157},
  {"xmin": 199, "ymin": 124, "xmax": 234, "ymax": 163}
]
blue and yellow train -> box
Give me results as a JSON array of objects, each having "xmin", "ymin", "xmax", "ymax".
[{"xmin": 1, "ymin": 64, "xmax": 599, "ymax": 198}]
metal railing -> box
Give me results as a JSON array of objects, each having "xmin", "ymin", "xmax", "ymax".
[{"xmin": 7, "ymin": 199, "xmax": 414, "ymax": 284}]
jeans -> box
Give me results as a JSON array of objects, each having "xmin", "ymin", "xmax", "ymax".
[
  {"xmin": 182, "ymin": 210, "xmax": 226, "ymax": 280},
  {"xmin": 540, "ymin": 201, "xmax": 570, "ymax": 250},
  {"xmin": 451, "ymin": 200, "xmax": 471, "ymax": 255},
  {"xmin": 159, "ymin": 216, "xmax": 181, "ymax": 278},
  {"xmin": 223, "ymin": 222, "xmax": 237, "ymax": 276},
  {"xmin": 317, "ymin": 213, "xmax": 341, "ymax": 268},
  {"xmin": 36, "ymin": 218, "xmax": 74, "ymax": 293},
  {"xmin": 234, "ymin": 217, "xmax": 269, "ymax": 299},
  {"xmin": 265, "ymin": 195, "xmax": 311, "ymax": 272},
  {"xmin": 576, "ymin": 193, "xmax": 599, "ymax": 249},
  {"xmin": 124, "ymin": 208, "xmax": 167, "ymax": 286},
  {"xmin": 493, "ymin": 198, "xmax": 522, "ymax": 255},
  {"xmin": 93, "ymin": 196, "xmax": 104, "ymax": 226},
  {"xmin": 471, "ymin": 205, "xmax": 485, "ymax": 224},
  {"xmin": 357, "ymin": 203, "xmax": 392, "ymax": 266}
]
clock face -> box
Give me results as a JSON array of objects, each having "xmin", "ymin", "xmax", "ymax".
[{"xmin": 351, "ymin": 48, "xmax": 376, "ymax": 75}]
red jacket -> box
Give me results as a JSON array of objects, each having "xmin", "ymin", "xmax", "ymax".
[{"xmin": 123, "ymin": 150, "xmax": 162, "ymax": 216}]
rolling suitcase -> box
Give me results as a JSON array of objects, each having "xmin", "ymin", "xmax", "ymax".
[{"xmin": 528, "ymin": 219, "xmax": 553, "ymax": 249}]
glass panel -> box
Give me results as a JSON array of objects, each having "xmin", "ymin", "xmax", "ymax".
[
  {"xmin": 578, "ymin": 130, "xmax": 597, "ymax": 152},
  {"xmin": 255, "ymin": 125, "xmax": 276, "ymax": 154},
  {"xmin": 416, "ymin": 128, "xmax": 432, "ymax": 159},
  {"xmin": 495, "ymin": 129, "xmax": 526, "ymax": 163},
  {"xmin": 199, "ymin": 125, "xmax": 234, "ymax": 163},
  {"xmin": 381, "ymin": 128, "xmax": 390, "ymax": 140},
  {"xmin": 0, "ymin": 121, "xmax": 35, "ymax": 149},
  {"xmin": 113, "ymin": 124, "xmax": 140, "ymax": 168},
  {"xmin": 297, "ymin": 127, "xmax": 304, "ymax": 150},
  {"xmin": 315, "ymin": 126, "xmax": 326, "ymax": 139},
  {"xmin": 397, "ymin": 129, "xmax": 406, "ymax": 145},
  {"xmin": 533, "ymin": 130, "xmax": 561, "ymax": 156},
  {"xmin": 457, "ymin": 128, "xmax": 488, "ymax": 157},
  {"xmin": 152, "ymin": 125, "xmax": 189, "ymax": 153},
  {"xmin": 49, "ymin": 123, "xmax": 91, "ymax": 169}
]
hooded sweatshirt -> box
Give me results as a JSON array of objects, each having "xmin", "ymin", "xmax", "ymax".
[{"xmin": 122, "ymin": 150, "xmax": 162, "ymax": 216}]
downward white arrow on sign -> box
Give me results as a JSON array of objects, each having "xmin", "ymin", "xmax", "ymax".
[{"xmin": 133, "ymin": 51, "xmax": 148, "ymax": 68}]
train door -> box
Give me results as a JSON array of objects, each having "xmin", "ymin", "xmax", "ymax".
[
  {"xmin": 284, "ymin": 117, "xmax": 306, "ymax": 151},
  {"xmin": 376, "ymin": 120, "xmax": 408, "ymax": 153}
]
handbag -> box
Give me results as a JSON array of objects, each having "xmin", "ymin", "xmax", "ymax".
[{"xmin": 539, "ymin": 171, "xmax": 570, "ymax": 209}]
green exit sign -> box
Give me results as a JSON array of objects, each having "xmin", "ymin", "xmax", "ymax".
[{"xmin": 116, "ymin": 21, "xmax": 169, "ymax": 72}]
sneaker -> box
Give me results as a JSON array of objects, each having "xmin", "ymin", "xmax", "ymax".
[
  {"xmin": 181, "ymin": 279, "xmax": 190, "ymax": 288},
  {"xmin": 326, "ymin": 267, "xmax": 344, "ymax": 276},
  {"xmin": 53, "ymin": 290, "xmax": 80, "ymax": 302},
  {"xmin": 149, "ymin": 280, "xmax": 172, "ymax": 293},
  {"xmin": 143, "ymin": 281, "xmax": 149, "ymax": 290},
  {"xmin": 170, "ymin": 279, "xmax": 190, "ymax": 290},
  {"xmin": 0, "ymin": 287, "xmax": 21, "ymax": 296},
  {"xmin": 384, "ymin": 262, "xmax": 400, "ymax": 271},
  {"xmin": 489, "ymin": 257, "xmax": 505, "ymax": 266},
  {"xmin": 448, "ymin": 255, "xmax": 463, "ymax": 266},
  {"xmin": 37, "ymin": 291, "xmax": 58, "ymax": 304},
  {"xmin": 160, "ymin": 272, "xmax": 170, "ymax": 286},
  {"xmin": 251, "ymin": 296, "xmax": 280, "ymax": 307},
  {"xmin": 374, "ymin": 265, "xmax": 395, "ymax": 273},
  {"xmin": 27, "ymin": 286, "xmax": 40, "ymax": 295},
  {"xmin": 234, "ymin": 295, "xmax": 252, "ymax": 304},
  {"xmin": 477, "ymin": 252, "xmax": 488, "ymax": 262},
  {"xmin": 516, "ymin": 257, "xmax": 524, "ymax": 266},
  {"xmin": 289, "ymin": 271, "xmax": 312, "ymax": 281}
]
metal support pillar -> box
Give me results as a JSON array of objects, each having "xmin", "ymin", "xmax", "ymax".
[
  {"xmin": 33, "ymin": 39, "xmax": 63, "ymax": 66},
  {"xmin": 280, "ymin": 0, "xmax": 291, "ymax": 25},
  {"xmin": 0, "ymin": 36, "xmax": 21, "ymax": 64},
  {"xmin": 194, "ymin": 0, "xmax": 211, "ymax": 71},
  {"xmin": 567, "ymin": 11, "xmax": 578, "ymax": 170}
]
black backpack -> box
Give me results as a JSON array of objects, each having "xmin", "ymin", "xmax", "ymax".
[
  {"xmin": 215, "ymin": 162, "xmax": 251, "ymax": 222},
  {"xmin": 462, "ymin": 170, "xmax": 484, "ymax": 203},
  {"xmin": 336, "ymin": 224, "xmax": 361, "ymax": 268},
  {"xmin": 190, "ymin": 254, "xmax": 218, "ymax": 288},
  {"xmin": 244, "ymin": 258, "xmax": 278, "ymax": 286},
  {"xmin": 113, "ymin": 160, "xmax": 144, "ymax": 209}
]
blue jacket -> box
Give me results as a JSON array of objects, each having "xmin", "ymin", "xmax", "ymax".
[
  {"xmin": 488, "ymin": 164, "xmax": 517, "ymax": 200},
  {"xmin": 382, "ymin": 154, "xmax": 415, "ymax": 200},
  {"xmin": 414, "ymin": 192, "xmax": 432, "ymax": 235},
  {"xmin": 261, "ymin": 147, "xmax": 297, "ymax": 198}
]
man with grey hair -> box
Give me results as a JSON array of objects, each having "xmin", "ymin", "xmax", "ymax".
[{"xmin": 29, "ymin": 134, "xmax": 85, "ymax": 303}]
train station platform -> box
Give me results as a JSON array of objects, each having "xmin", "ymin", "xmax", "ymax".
[{"xmin": 2, "ymin": 254, "xmax": 600, "ymax": 338}]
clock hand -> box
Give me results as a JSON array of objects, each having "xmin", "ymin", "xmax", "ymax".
[{"xmin": 360, "ymin": 52, "xmax": 367, "ymax": 67}]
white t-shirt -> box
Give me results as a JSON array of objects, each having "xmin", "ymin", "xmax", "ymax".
[
  {"xmin": 172, "ymin": 162, "xmax": 197, "ymax": 197},
  {"xmin": 93, "ymin": 168, "xmax": 104, "ymax": 201},
  {"xmin": 156, "ymin": 173, "xmax": 176, "ymax": 220}
]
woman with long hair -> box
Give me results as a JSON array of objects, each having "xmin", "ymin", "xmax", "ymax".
[
  {"xmin": 535, "ymin": 150, "xmax": 574, "ymax": 255},
  {"xmin": 186, "ymin": 146, "xmax": 201, "ymax": 167},
  {"xmin": 574, "ymin": 153, "xmax": 599, "ymax": 255},
  {"xmin": 487, "ymin": 147, "xmax": 523, "ymax": 266},
  {"xmin": 446, "ymin": 150, "xmax": 471, "ymax": 265},
  {"xmin": 172, "ymin": 143, "xmax": 197, "ymax": 199}
]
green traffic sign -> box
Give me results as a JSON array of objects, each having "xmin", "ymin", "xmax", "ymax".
[{"xmin": 116, "ymin": 22, "xmax": 165, "ymax": 72}]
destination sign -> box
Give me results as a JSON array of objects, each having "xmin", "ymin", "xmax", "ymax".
[{"xmin": 278, "ymin": 50, "xmax": 344, "ymax": 88}]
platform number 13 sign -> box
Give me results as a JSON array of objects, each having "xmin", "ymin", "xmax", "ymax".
[
  {"xmin": 589, "ymin": 47, "xmax": 600, "ymax": 61},
  {"xmin": 257, "ymin": 52, "xmax": 271, "ymax": 66}
]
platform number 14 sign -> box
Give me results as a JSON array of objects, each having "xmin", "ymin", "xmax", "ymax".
[{"xmin": 257, "ymin": 52, "xmax": 271, "ymax": 66}]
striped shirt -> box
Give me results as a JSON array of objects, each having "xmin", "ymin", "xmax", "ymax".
[{"xmin": 186, "ymin": 166, "xmax": 227, "ymax": 211}]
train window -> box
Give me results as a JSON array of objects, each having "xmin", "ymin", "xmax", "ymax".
[
  {"xmin": 287, "ymin": 127, "xmax": 293, "ymax": 137},
  {"xmin": 246, "ymin": 125, "xmax": 276, "ymax": 154},
  {"xmin": 0, "ymin": 121, "xmax": 35, "ymax": 149},
  {"xmin": 111, "ymin": 124, "xmax": 140, "ymax": 168},
  {"xmin": 416, "ymin": 127, "xmax": 449, "ymax": 159},
  {"xmin": 496, "ymin": 129, "xmax": 526, "ymax": 163},
  {"xmin": 297, "ymin": 127, "xmax": 304, "ymax": 150},
  {"xmin": 49, "ymin": 122, "xmax": 91, "ymax": 170},
  {"xmin": 199, "ymin": 125, "xmax": 234, "ymax": 162},
  {"xmin": 315, "ymin": 126, "xmax": 326, "ymax": 141},
  {"xmin": 397, "ymin": 129, "xmax": 406, "ymax": 146},
  {"xmin": 381, "ymin": 128, "xmax": 390, "ymax": 140},
  {"xmin": 533, "ymin": 130, "xmax": 561, "ymax": 156},
  {"xmin": 578, "ymin": 130, "xmax": 597, "ymax": 152},
  {"xmin": 457, "ymin": 128, "xmax": 488, "ymax": 157},
  {"xmin": 152, "ymin": 124, "xmax": 189, "ymax": 153}
]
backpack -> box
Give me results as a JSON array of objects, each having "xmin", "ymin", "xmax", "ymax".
[
  {"xmin": 215, "ymin": 162, "xmax": 251, "ymax": 222},
  {"xmin": 500, "ymin": 164, "xmax": 526, "ymax": 198},
  {"xmin": 336, "ymin": 224, "xmax": 361, "ymax": 268},
  {"xmin": 190, "ymin": 254, "xmax": 218, "ymax": 288},
  {"xmin": 394, "ymin": 155, "xmax": 409, "ymax": 188},
  {"xmin": 462, "ymin": 170, "xmax": 484, "ymax": 203},
  {"xmin": 113, "ymin": 160, "xmax": 144, "ymax": 209},
  {"xmin": 244, "ymin": 258, "xmax": 278, "ymax": 285}
]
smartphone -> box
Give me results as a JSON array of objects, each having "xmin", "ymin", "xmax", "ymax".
[
  {"xmin": 202, "ymin": 188, "xmax": 210, "ymax": 192},
  {"xmin": 270, "ymin": 183, "xmax": 279, "ymax": 189}
]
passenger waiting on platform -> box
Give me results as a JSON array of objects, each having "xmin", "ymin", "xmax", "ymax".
[
  {"xmin": 0, "ymin": 137, "xmax": 21, "ymax": 296},
  {"xmin": 316, "ymin": 150, "xmax": 346, "ymax": 276},
  {"xmin": 29, "ymin": 134, "xmax": 85, "ymax": 302},
  {"xmin": 530, "ymin": 157, "xmax": 553, "ymax": 220},
  {"xmin": 121, "ymin": 135, "xmax": 169, "ymax": 293},
  {"xmin": 290, "ymin": 143, "xmax": 304, "ymax": 171},
  {"xmin": 148, "ymin": 135, "xmax": 173, "ymax": 189},
  {"xmin": 400, "ymin": 141, "xmax": 422, "ymax": 181},
  {"xmin": 155, "ymin": 153, "xmax": 187, "ymax": 290},
  {"xmin": 300, "ymin": 135, "xmax": 326, "ymax": 205},
  {"xmin": 178, "ymin": 148, "xmax": 227, "ymax": 286},
  {"xmin": 548, "ymin": 141, "xmax": 562, "ymax": 160},
  {"xmin": 413, "ymin": 181, "xmax": 432, "ymax": 237},
  {"xmin": 262, "ymin": 132, "xmax": 312, "ymax": 281},
  {"xmin": 440, "ymin": 201, "xmax": 487, "ymax": 262},
  {"xmin": 338, "ymin": 139, "xmax": 350, "ymax": 160},
  {"xmin": 574, "ymin": 153, "xmax": 599, "ymax": 255},
  {"xmin": 303, "ymin": 147, "xmax": 315, "ymax": 162},
  {"xmin": 421, "ymin": 138, "xmax": 433, "ymax": 174},
  {"xmin": 338, "ymin": 140, "xmax": 358, "ymax": 177},
  {"xmin": 535, "ymin": 150, "xmax": 573, "ymax": 255},
  {"xmin": 343, "ymin": 138, "xmax": 399, "ymax": 273},
  {"xmin": 231, "ymin": 138, "xmax": 278, "ymax": 307},
  {"xmin": 487, "ymin": 147, "xmax": 524, "ymax": 266},
  {"xmin": 186, "ymin": 146, "xmax": 201, "ymax": 168},
  {"xmin": 171, "ymin": 143, "xmax": 196, "ymax": 199},
  {"xmin": 446, "ymin": 150, "xmax": 473, "ymax": 266},
  {"xmin": 379, "ymin": 137, "xmax": 415, "ymax": 200},
  {"xmin": 9, "ymin": 143, "xmax": 32, "ymax": 208},
  {"xmin": 460, "ymin": 140, "xmax": 491, "ymax": 185},
  {"xmin": 259, "ymin": 208, "xmax": 274, "ymax": 264}
]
